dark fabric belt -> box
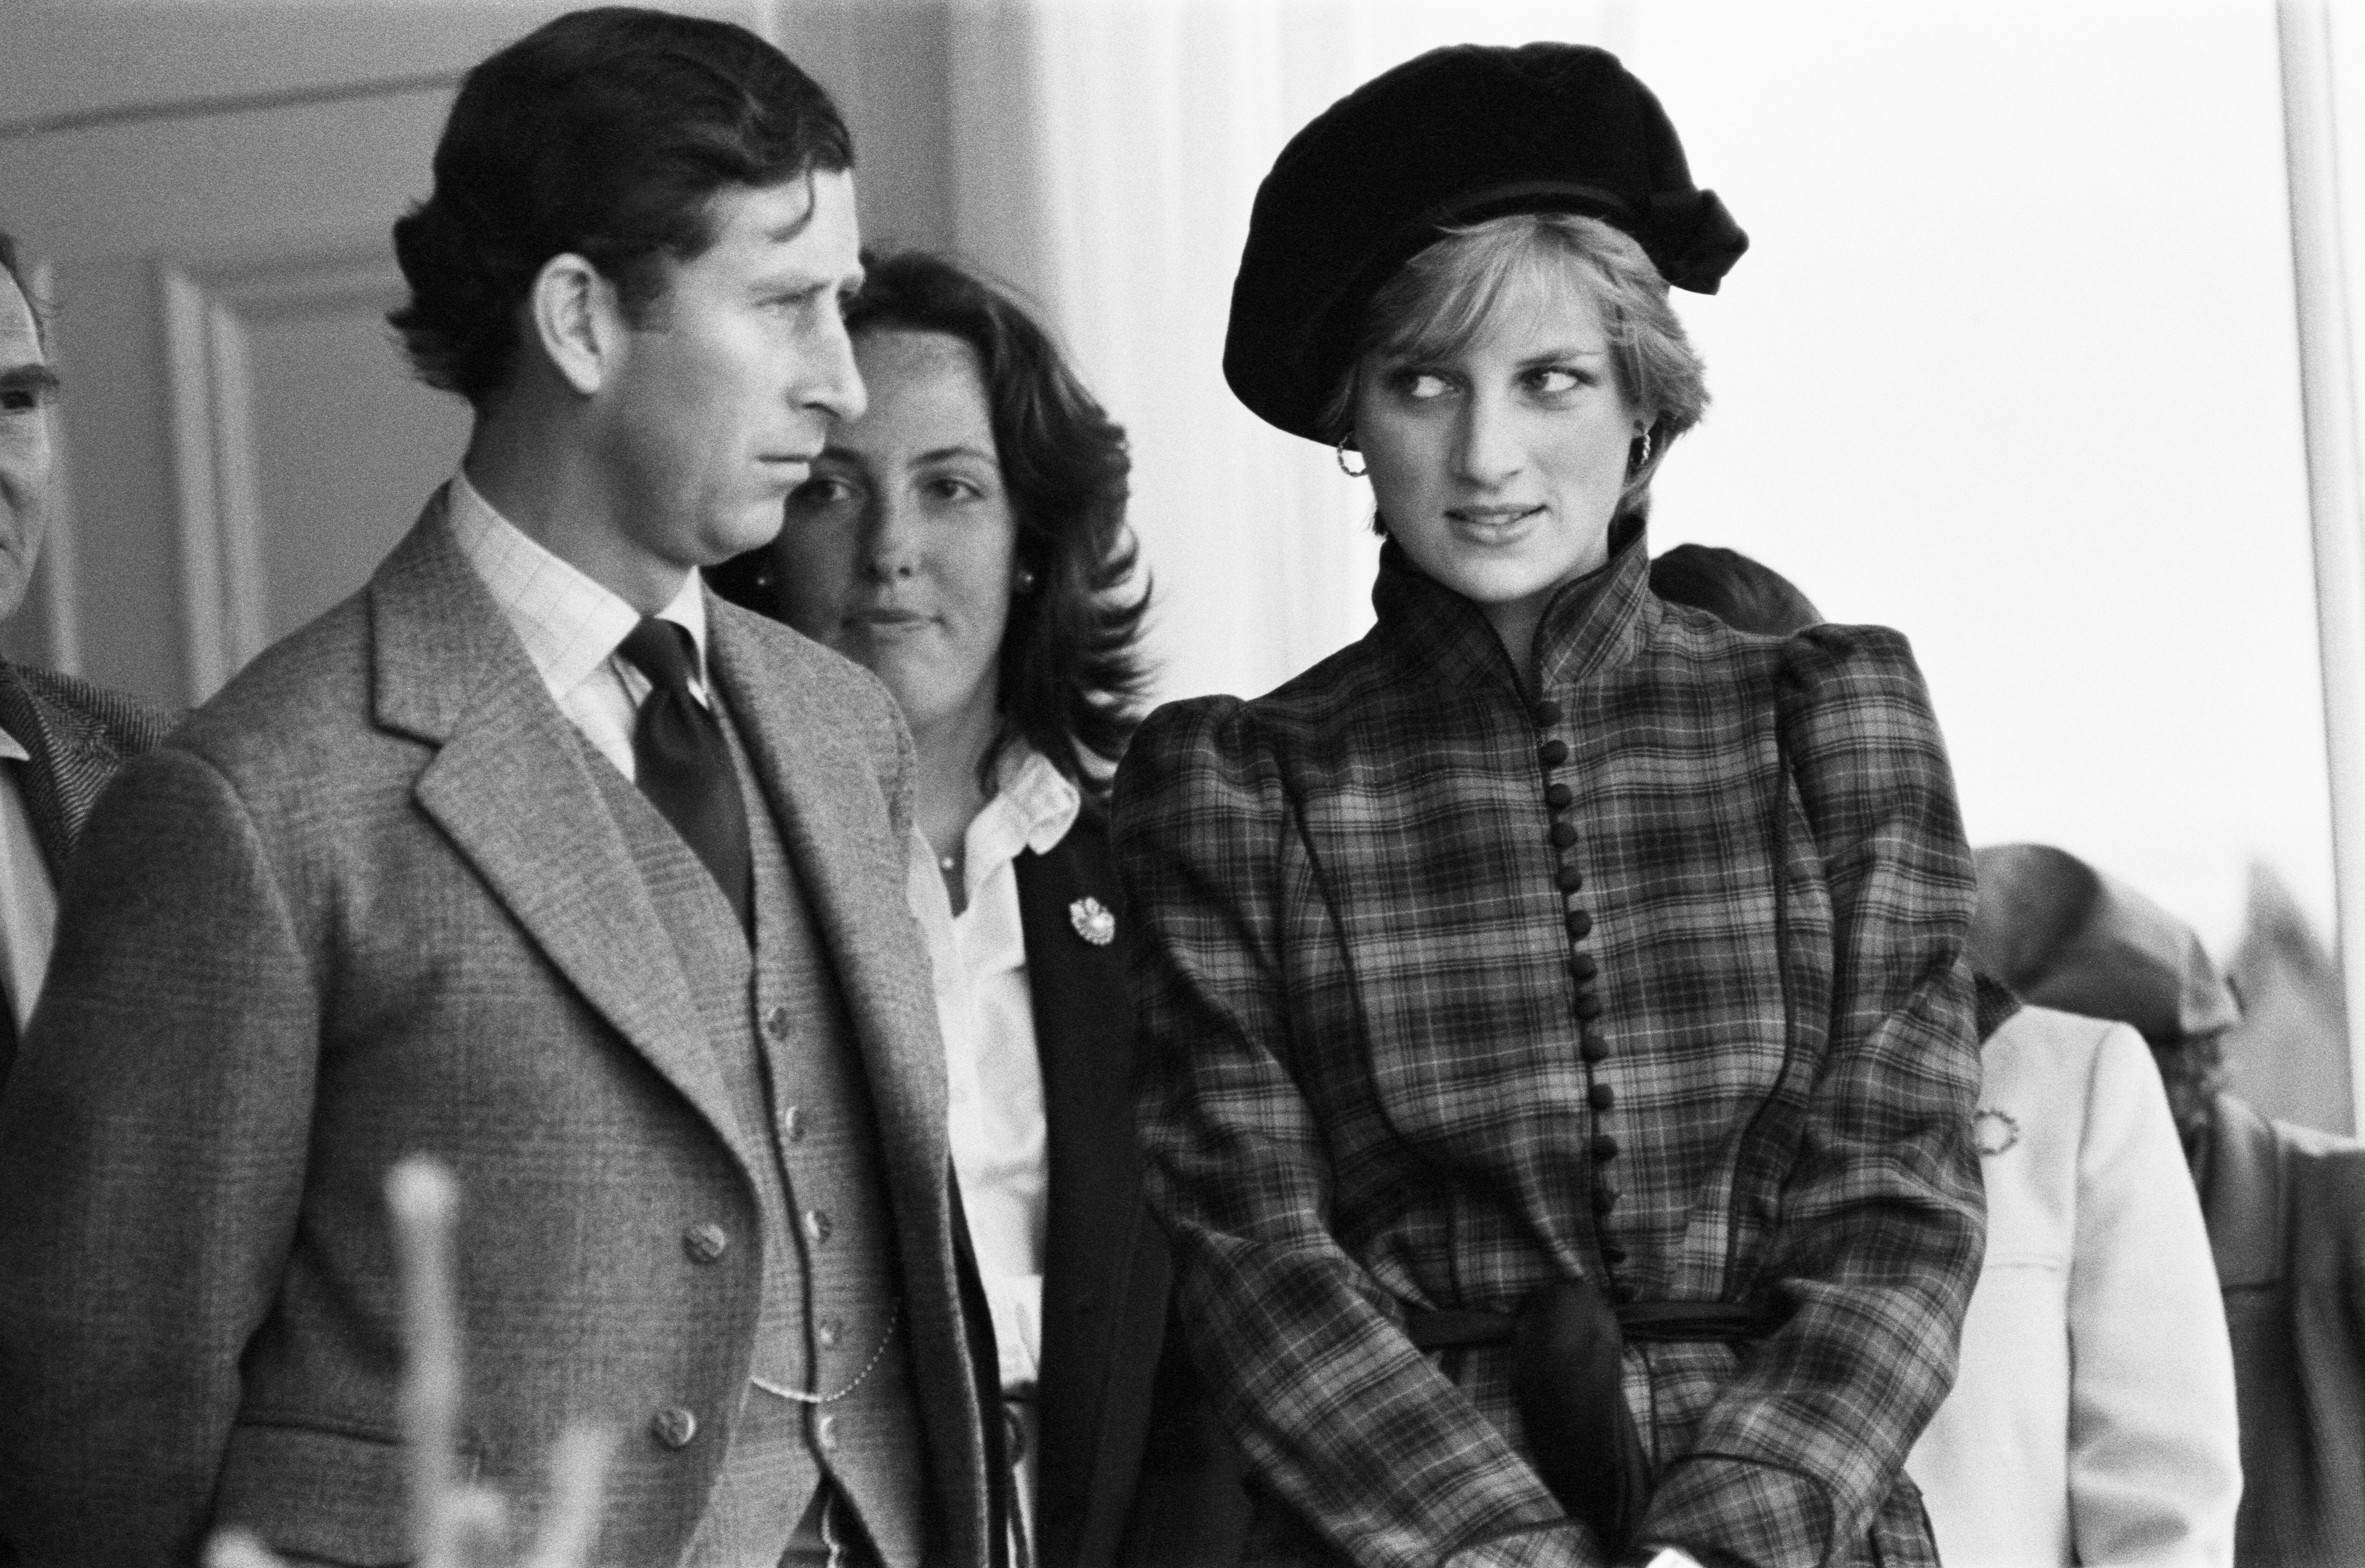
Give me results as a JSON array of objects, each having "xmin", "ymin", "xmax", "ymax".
[{"xmin": 1404, "ymin": 1297, "xmax": 1780, "ymax": 1350}]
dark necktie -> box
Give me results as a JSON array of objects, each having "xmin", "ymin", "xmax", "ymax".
[{"xmin": 616, "ymin": 619, "xmax": 753, "ymax": 934}]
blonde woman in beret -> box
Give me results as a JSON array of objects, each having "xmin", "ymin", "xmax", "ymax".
[{"xmin": 1111, "ymin": 45, "xmax": 1984, "ymax": 1568}]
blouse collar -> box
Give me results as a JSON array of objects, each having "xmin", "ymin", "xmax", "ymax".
[{"xmin": 1370, "ymin": 515, "xmax": 1659, "ymax": 695}]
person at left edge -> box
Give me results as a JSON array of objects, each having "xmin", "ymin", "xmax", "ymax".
[
  {"xmin": 0, "ymin": 232, "xmax": 173, "ymax": 1096},
  {"xmin": 0, "ymin": 12, "xmax": 997, "ymax": 1568}
]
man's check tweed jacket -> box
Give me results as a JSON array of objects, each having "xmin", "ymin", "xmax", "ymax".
[{"xmin": 1111, "ymin": 528, "xmax": 1984, "ymax": 1568}]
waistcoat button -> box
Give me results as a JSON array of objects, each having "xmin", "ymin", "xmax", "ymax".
[
  {"xmin": 1557, "ymin": 865, "xmax": 1584, "ymax": 891},
  {"xmin": 1544, "ymin": 783, "xmax": 1574, "ymax": 809},
  {"xmin": 1565, "ymin": 910, "xmax": 1594, "ymax": 941},
  {"xmin": 1600, "ymin": 1243, "xmax": 1628, "ymax": 1265},
  {"xmin": 1573, "ymin": 990, "xmax": 1603, "ymax": 1020},
  {"xmin": 682, "ymin": 1222, "xmax": 729, "ymax": 1264},
  {"xmin": 764, "ymin": 1004, "xmax": 793, "ymax": 1040},
  {"xmin": 1569, "ymin": 953, "xmax": 1599, "ymax": 982},
  {"xmin": 804, "ymin": 1209, "xmax": 834, "ymax": 1244},
  {"xmin": 649, "ymin": 1406, "xmax": 697, "ymax": 1450},
  {"xmin": 1579, "ymin": 1031, "xmax": 1610, "ymax": 1063},
  {"xmin": 1548, "ymin": 821, "xmax": 1579, "ymax": 849},
  {"xmin": 1592, "ymin": 1134, "xmax": 1620, "ymax": 1162},
  {"xmin": 1589, "ymin": 1082, "xmax": 1616, "ymax": 1110},
  {"xmin": 1538, "ymin": 739, "xmax": 1569, "ymax": 767},
  {"xmin": 1532, "ymin": 699, "xmax": 1563, "ymax": 726},
  {"xmin": 1611, "ymin": 1283, "xmax": 1639, "ymax": 1306}
]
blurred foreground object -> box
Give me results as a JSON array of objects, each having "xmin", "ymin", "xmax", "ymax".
[
  {"xmin": 1970, "ymin": 844, "xmax": 2365, "ymax": 1566},
  {"xmin": 205, "ymin": 1159, "xmax": 612, "ymax": 1568},
  {"xmin": 2224, "ymin": 863, "xmax": 2353, "ymax": 1134}
]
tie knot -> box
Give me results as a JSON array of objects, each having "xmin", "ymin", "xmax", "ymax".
[{"xmin": 618, "ymin": 618, "xmax": 701, "ymax": 697}]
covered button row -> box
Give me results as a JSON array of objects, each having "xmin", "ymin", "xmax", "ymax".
[{"xmin": 1536, "ymin": 699, "xmax": 1621, "ymax": 1231}]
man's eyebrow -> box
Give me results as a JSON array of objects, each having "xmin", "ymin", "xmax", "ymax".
[{"xmin": 0, "ymin": 364, "xmax": 59, "ymax": 395}]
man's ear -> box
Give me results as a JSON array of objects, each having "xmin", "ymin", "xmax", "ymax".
[{"xmin": 527, "ymin": 252, "xmax": 627, "ymax": 397}]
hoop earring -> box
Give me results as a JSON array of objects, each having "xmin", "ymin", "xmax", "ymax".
[{"xmin": 1336, "ymin": 435, "xmax": 1369, "ymax": 479}]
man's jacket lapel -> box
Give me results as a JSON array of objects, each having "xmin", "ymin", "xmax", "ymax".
[
  {"xmin": 707, "ymin": 609, "xmax": 947, "ymax": 1186},
  {"xmin": 370, "ymin": 503, "xmax": 760, "ymax": 1178},
  {"xmin": 0, "ymin": 664, "xmax": 117, "ymax": 881}
]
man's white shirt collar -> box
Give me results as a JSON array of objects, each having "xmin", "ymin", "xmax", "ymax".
[{"xmin": 446, "ymin": 469, "xmax": 710, "ymax": 703}]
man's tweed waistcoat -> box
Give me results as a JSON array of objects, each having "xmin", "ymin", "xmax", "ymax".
[
  {"xmin": 583, "ymin": 711, "xmax": 926, "ymax": 1565},
  {"xmin": 1111, "ymin": 527, "xmax": 1983, "ymax": 1568}
]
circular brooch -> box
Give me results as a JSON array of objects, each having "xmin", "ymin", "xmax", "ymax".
[
  {"xmin": 1973, "ymin": 1108, "xmax": 2021, "ymax": 1157},
  {"xmin": 1068, "ymin": 896, "xmax": 1117, "ymax": 946}
]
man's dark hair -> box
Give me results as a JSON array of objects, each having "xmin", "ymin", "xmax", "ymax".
[
  {"xmin": 0, "ymin": 231, "xmax": 47, "ymax": 349},
  {"xmin": 388, "ymin": 6, "xmax": 853, "ymax": 409},
  {"xmin": 1648, "ymin": 542, "xmax": 1823, "ymax": 638},
  {"xmin": 710, "ymin": 250, "xmax": 1151, "ymax": 801}
]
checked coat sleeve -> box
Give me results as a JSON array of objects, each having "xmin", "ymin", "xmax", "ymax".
[
  {"xmin": 1632, "ymin": 628, "xmax": 1985, "ymax": 1562},
  {"xmin": 1114, "ymin": 698, "xmax": 1590, "ymax": 1568}
]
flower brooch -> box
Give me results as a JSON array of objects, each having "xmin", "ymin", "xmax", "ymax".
[{"xmin": 1068, "ymin": 896, "xmax": 1116, "ymax": 946}]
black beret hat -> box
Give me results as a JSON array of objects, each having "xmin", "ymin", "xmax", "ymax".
[
  {"xmin": 1223, "ymin": 42, "xmax": 1748, "ymax": 444},
  {"xmin": 1968, "ymin": 843, "xmax": 2243, "ymax": 1045}
]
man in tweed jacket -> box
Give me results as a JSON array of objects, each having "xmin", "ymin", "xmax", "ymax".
[
  {"xmin": 0, "ymin": 15, "xmax": 994, "ymax": 1566},
  {"xmin": 0, "ymin": 231, "xmax": 173, "ymax": 1094}
]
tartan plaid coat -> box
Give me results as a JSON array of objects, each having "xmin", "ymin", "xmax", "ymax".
[{"xmin": 1110, "ymin": 530, "xmax": 1984, "ymax": 1568}]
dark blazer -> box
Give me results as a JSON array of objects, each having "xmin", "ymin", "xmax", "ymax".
[
  {"xmin": 0, "ymin": 658, "xmax": 173, "ymax": 1089},
  {"xmin": 1014, "ymin": 810, "xmax": 1249, "ymax": 1568},
  {"xmin": 0, "ymin": 504, "xmax": 995, "ymax": 1567},
  {"xmin": 2202, "ymin": 1092, "xmax": 2365, "ymax": 1567}
]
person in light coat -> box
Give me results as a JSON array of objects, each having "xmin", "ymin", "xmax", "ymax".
[{"xmin": 1905, "ymin": 975, "xmax": 2242, "ymax": 1566}]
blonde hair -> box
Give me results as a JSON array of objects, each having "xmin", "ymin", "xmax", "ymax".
[{"xmin": 1323, "ymin": 212, "xmax": 1708, "ymax": 522}]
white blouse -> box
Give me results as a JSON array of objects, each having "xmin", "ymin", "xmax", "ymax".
[{"xmin": 903, "ymin": 744, "xmax": 1080, "ymax": 1395}]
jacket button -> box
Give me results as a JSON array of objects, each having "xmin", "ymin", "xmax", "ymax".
[
  {"xmin": 1589, "ymin": 1082, "xmax": 1616, "ymax": 1110},
  {"xmin": 1538, "ymin": 739, "xmax": 1569, "ymax": 767},
  {"xmin": 1548, "ymin": 821, "xmax": 1579, "ymax": 849},
  {"xmin": 1544, "ymin": 783, "xmax": 1574, "ymax": 809},
  {"xmin": 1532, "ymin": 699, "xmax": 1563, "ymax": 726},
  {"xmin": 765, "ymin": 1004, "xmax": 793, "ymax": 1040},
  {"xmin": 650, "ymin": 1406, "xmax": 697, "ymax": 1450},
  {"xmin": 804, "ymin": 1209, "xmax": 833, "ymax": 1244},
  {"xmin": 682, "ymin": 1222, "xmax": 729, "ymax": 1264}
]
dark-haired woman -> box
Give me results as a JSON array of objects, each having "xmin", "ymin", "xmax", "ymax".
[
  {"xmin": 1111, "ymin": 45, "xmax": 1983, "ymax": 1568},
  {"xmin": 711, "ymin": 249, "xmax": 1247, "ymax": 1568}
]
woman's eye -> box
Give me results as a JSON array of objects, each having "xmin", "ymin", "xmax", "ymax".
[
  {"xmin": 1526, "ymin": 367, "xmax": 1589, "ymax": 396},
  {"xmin": 1390, "ymin": 369, "xmax": 1456, "ymax": 401},
  {"xmin": 926, "ymin": 476, "xmax": 987, "ymax": 502},
  {"xmin": 790, "ymin": 475, "xmax": 856, "ymax": 507}
]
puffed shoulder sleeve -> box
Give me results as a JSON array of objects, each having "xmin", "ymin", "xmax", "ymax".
[
  {"xmin": 1642, "ymin": 626, "xmax": 1986, "ymax": 1565},
  {"xmin": 1114, "ymin": 699, "xmax": 1595, "ymax": 1568}
]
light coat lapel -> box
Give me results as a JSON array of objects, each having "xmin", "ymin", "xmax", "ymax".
[
  {"xmin": 369, "ymin": 502, "xmax": 759, "ymax": 1179},
  {"xmin": 705, "ymin": 608, "xmax": 948, "ymax": 1205}
]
